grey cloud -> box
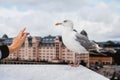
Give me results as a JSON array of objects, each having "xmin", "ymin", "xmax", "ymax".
[
  {"xmin": 107, "ymin": 17, "xmax": 120, "ymax": 39},
  {"xmin": 79, "ymin": 2, "xmax": 114, "ymax": 24},
  {"xmin": 0, "ymin": 0, "xmax": 120, "ymax": 41},
  {"xmin": 0, "ymin": 0, "xmax": 93, "ymax": 12}
]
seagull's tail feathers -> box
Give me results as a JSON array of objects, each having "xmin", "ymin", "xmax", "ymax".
[
  {"xmin": 94, "ymin": 43, "xmax": 103, "ymax": 53},
  {"xmin": 90, "ymin": 41, "xmax": 117, "ymax": 53},
  {"xmin": 89, "ymin": 41, "xmax": 103, "ymax": 53}
]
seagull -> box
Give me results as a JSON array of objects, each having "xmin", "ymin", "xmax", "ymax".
[{"xmin": 55, "ymin": 20, "xmax": 101, "ymax": 54}]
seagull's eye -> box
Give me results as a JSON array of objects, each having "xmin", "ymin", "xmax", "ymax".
[{"xmin": 64, "ymin": 20, "xmax": 67, "ymax": 23}]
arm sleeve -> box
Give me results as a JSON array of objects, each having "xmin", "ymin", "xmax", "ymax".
[{"xmin": 0, "ymin": 45, "xmax": 9, "ymax": 60}]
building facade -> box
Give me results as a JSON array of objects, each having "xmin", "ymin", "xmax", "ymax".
[
  {"xmin": 1, "ymin": 35, "xmax": 89, "ymax": 66},
  {"xmin": 89, "ymin": 54, "xmax": 113, "ymax": 66}
]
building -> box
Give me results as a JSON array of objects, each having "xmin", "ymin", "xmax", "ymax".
[
  {"xmin": 89, "ymin": 54, "xmax": 113, "ymax": 66},
  {"xmin": 1, "ymin": 35, "xmax": 89, "ymax": 66}
]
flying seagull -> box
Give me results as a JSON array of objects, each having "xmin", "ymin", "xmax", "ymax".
[{"xmin": 55, "ymin": 20, "xmax": 101, "ymax": 54}]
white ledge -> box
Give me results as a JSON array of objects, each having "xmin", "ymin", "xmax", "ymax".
[{"xmin": 0, "ymin": 65, "xmax": 109, "ymax": 80}]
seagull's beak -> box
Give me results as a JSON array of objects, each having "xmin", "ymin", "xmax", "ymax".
[{"xmin": 55, "ymin": 23, "xmax": 62, "ymax": 26}]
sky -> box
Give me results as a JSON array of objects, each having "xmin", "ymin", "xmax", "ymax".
[{"xmin": 0, "ymin": 0, "xmax": 120, "ymax": 41}]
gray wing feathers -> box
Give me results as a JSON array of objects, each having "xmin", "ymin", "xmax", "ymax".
[{"xmin": 75, "ymin": 33, "xmax": 94, "ymax": 50}]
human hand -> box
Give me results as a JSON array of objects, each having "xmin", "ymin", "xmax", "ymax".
[{"xmin": 8, "ymin": 28, "xmax": 29, "ymax": 53}]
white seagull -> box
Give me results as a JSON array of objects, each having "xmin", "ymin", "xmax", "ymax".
[{"xmin": 55, "ymin": 20, "xmax": 101, "ymax": 54}]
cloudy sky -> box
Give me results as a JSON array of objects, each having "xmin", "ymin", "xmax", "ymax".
[{"xmin": 0, "ymin": 0, "xmax": 120, "ymax": 41}]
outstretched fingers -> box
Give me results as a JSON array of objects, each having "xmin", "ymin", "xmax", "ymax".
[
  {"xmin": 21, "ymin": 33, "xmax": 27, "ymax": 43},
  {"xmin": 17, "ymin": 27, "xmax": 26, "ymax": 39}
]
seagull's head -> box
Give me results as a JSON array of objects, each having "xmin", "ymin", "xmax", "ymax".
[{"xmin": 55, "ymin": 20, "xmax": 74, "ymax": 29}]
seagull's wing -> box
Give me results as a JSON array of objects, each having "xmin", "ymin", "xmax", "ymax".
[
  {"xmin": 75, "ymin": 32, "xmax": 93, "ymax": 50},
  {"xmin": 90, "ymin": 41, "xmax": 101, "ymax": 49},
  {"xmin": 80, "ymin": 30, "xmax": 89, "ymax": 39},
  {"xmin": 73, "ymin": 29, "xmax": 77, "ymax": 32}
]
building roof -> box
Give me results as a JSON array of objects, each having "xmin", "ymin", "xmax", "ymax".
[
  {"xmin": 3, "ymin": 38, "xmax": 13, "ymax": 45},
  {"xmin": 41, "ymin": 35, "xmax": 55, "ymax": 43},
  {"xmin": 2, "ymin": 34, "xmax": 8, "ymax": 39},
  {"xmin": 40, "ymin": 35, "xmax": 56, "ymax": 47},
  {"xmin": 90, "ymin": 53, "xmax": 110, "ymax": 57}
]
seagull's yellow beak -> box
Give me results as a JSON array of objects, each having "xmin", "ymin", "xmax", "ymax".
[{"xmin": 55, "ymin": 23, "xmax": 62, "ymax": 26}]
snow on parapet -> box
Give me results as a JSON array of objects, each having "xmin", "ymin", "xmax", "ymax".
[{"xmin": 0, "ymin": 65, "xmax": 109, "ymax": 80}]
